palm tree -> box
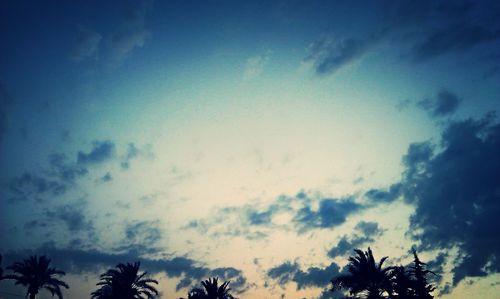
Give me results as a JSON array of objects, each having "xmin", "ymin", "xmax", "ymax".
[
  {"xmin": 182, "ymin": 277, "xmax": 235, "ymax": 299},
  {"xmin": 91, "ymin": 262, "xmax": 158, "ymax": 299},
  {"xmin": 4, "ymin": 255, "xmax": 69, "ymax": 299},
  {"xmin": 331, "ymin": 248, "xmax": 394, "ymax": 299}
]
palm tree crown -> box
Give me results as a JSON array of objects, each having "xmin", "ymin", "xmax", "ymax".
[
  {"xmin": 183, "ymin": 277, "xmax": 235, "ymax": 299},
  {"xmin": 91, "ymin": 262, "xmax": 158, "ymax": 299},
  {"xmin": 5, "ymin": 255, "xmax": 69, "ymax": 299},
  {"xmin": 331, "ymin": 247, "xmax": 394, "ymax": 299}
]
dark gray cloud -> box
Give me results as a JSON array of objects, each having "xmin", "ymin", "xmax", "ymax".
[
  {"xmin": 45, "ymin": 201, "xmax": 93, "ymax": 233},
  {"xmin": 304, "ymin": 37, "xmax": 375, "ymax": 75},
  {"xmin": 100, "ymin": 172, "xmax": 113, "ymax": 182},
  {"xmin": 364, "ymin": 183, "xmax": 402, "ymax": 204},
  {"xmin": 328, "ymin": 235, "xmax": 370, "ymax": 258},
  {"xmin": 124, "ymin": 220, "xmax": 162, "ymax": 246},
  {"xmin": 354, "ymin": 221, "xmax": 382, "ymax": 236},
  {"xmin": 306, "ymin": 0, "xmax": 500, "ymax": 76},
  {"xmin": 7, "ymin": 153, "xmax": 88, "ymax": 202},
  {"xmin": 8, "ymin": 172, "xmax": 67, "ymax": 202},
  {"xmin": 185, "ymin": 194, "xmax": 363, "ymax": 239},
  {"xmin": 77, "ymin": 140, "xmax": 115, "ymax": 165},
  {"xmin": 417, "ymin": 89, "xmax": 462, "ymax": 117},
  {"xmin": 2, "ymin": 243, "xmax": 248, "ymax": 293},
  {"xmin": 401, "ymin": 114, "xmax": 500, "ymax": 286},
  {"xmin": 327, "ymin": 221, "xmax": 384, "ymax": 258},
  {"xmin": 293, "ymin": 197, "xmax": 362, "ymax": 232},
  {"xmin": 246, "ymin": 204, "xmax": 282, "ymax": 226},
  {"xmin": 411, "ymin": 23, "xmax": 500, "ymax": 62},
  {"xmin": 267, "ymin": 262, "xmax": 299, "ymax": 286},
  {"xmin": 267, "ymin": 261, "xmax": 341, "ymax": 290},
  {"xmin": 48, "ymin": 153, "xmax": 88, "ymax": 182}
]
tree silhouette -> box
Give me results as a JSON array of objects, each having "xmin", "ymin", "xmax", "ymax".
[
  {"xmin": 182, "ymin": 277, "xmax": 235, "ymax": 299},
  {"xmin": 91, "ymin": 262, "xmax": 158, "ymax": 299},
  {"xmin": 4, "ymin": 255, "xmax": 69, "ymax": 299},
  {"xmin": 390, "ymin": 266, "xmax": 413, "ymax": 299},
  {"xmin": 331, "ymin": 248, "xmax": 394, "ymax": 299},
  {"xmin": 408, "ymin": 249, "xmax": 435, "ymax": 299},
  {"xmin": 0, "ymin": 254, "xmax": 4, "ymax": 280}
]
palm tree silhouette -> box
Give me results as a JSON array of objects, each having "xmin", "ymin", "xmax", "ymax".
[
  {"xmin": 182, "ymin": 277, "xmax": 235, "ymax": 299},
  {"xmin": 4, "ymin": 255, "xmax": 69, "ymax": 299},
  {"xmin": 331, "ymin": 248, "xmax": 394, "ymax": 299},
  {"xmin": 91, "ymin": 262, "xmax": 158, "ymax": 299}
]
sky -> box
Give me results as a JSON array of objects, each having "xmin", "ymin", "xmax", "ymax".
[{"xmin": 0, "ymin": 0, "xmax": 499, "ymax": 298}]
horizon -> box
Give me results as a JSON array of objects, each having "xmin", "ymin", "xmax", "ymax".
[{"xmin": 1, "ymin": 0, "xmax": 500, "ymax": 298}]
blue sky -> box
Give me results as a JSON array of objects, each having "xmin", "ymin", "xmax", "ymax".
[{"xmin": 1, "ymin": 1, "xmax": 500, "ymax": 298}]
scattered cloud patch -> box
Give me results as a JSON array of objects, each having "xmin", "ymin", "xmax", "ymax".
[
  {"xmin": 293, "ymin": 197, "xmax": 362, "ymax": 232},
  {"xmin": 267, "ymin": 261, "xmax": 341, "ymax": 290},
  {"xmin": 304, "ymin": 36, "xmax": 375, "ymax": 75},
  {"xmin": 410, "ymin": 23, "xmax": 500, "ymax": 62},
  {"xmin": 45, "ymin": 200, "xmax": 94, "ymax": 233},
  {"xmin": 100, "ymin": 172, "xmax": 112, "ymax": 183},
  {"xmin": 327, "ymin": 221, "xmax": 384, "ymax": 258},
  {"xmin": 108, "ymin": 0, "xmax": 153, "ymax": 63},
  {"xmin": 77, "ymin": 140, "xmax": 115, "ymax": 165},
  {"xmin": 306, "ymin": 1, "xmax": 500, "ymax": 76},
  {"xmin": 417, "ymin": 89, "xmax": 462, "ymax": 117},
  {"xmin": 364, "ymin": 183, "xmax": 402, "ymax": 204},
  {"xmin": 120, "ymin": 143, "xmax": 154, "ymax": 170}
]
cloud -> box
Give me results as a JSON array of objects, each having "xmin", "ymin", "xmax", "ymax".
[
  {"xmin": 327, "ymin": 221, "xmax": 384, "ymax": 258},
  {"xmin": 45, "ymin": 200, "xmax": 94, "ymax": 233},
  {"xmin": 77, "ymin": 140, "xmax": 115, "ymax": 165},
  {"xmin": 120, "ymin": 143, "xmax": 154, "ymax": 170},
  {"xmin": 267, "ymin": 262, "xmax": 299, "ymax": 286},
  {"xmin": 100, "ymin": 172, "xmax": 112, "ymax": 182},
  {"xmin": 48, "ymin": 153, "xmax": 88, "ymax": 182},
  {"xmin": 1, "ymin": 243, "xmax": 248, "ymax": 293},
  {"xmin": 124, "ymin": 220, "xmax": 162, "ymax": 245},
  {"xmin": 410, "ymin": 23, "xmax": 500, "ymax": 62},
  {"xmin": 417, "ymin": 89, "xmax": 462, "ymax": 117},
  {"xmin": 184, "ymin": 194, "xmax": 363, "ymax": 239},
  {"xmin": 267, "ymin": 261, "xmax": 341, "ymax": 290},
  {"xmin": 108, "ymin": 0, "xmax": 153, "ymax": 63},
  {"xmin": 6, "ymin": 152, "xmax": 89, "ymax": 202},
  {"xmin": 305, "ymin": 1, "xmax": 500, "ymax": 76},
  {"xmin": 304, "ymin": 36, "xmax": 374, "ymax": 75},
  {"xmin": 71, "ymin": 26, "xmax": 102, "ymax": 61},
  {"xmin": 364, "ymin": 183, "xmax": 402, "ymax": 204},
  {"xmin": 401, "ymin": 114, "xmax": 500, "ymax": 286},
  {"xmin": 7, "ymin": 172, "xmax": 68, "ymax": 202},
  {"xmin": 293, "ymin": 197, "xmax": 362, "ymax": 232},
  {"xmin": 354, "ymin": 221, "xmax": 383, "ymax": 236}
]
